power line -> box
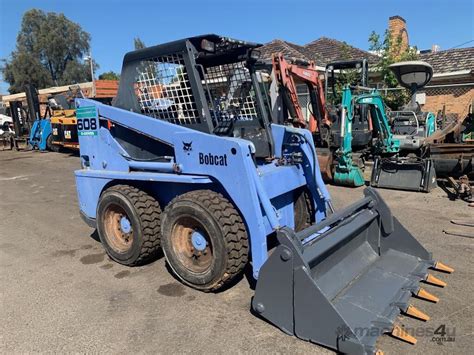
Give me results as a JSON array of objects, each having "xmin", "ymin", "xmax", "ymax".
[{"xmin": 449, "ymin": 39, "xmax": 474, "ymax": 49}]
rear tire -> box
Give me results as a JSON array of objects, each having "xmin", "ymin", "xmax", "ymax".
[
  {"xmin": 46, "ymin": 134, "xmax": 60, "ymax": 152},
  {"xmin": 161, "ymin": 190, "xmax": 248, "ymax": 292},
  {"xmin": 97, "ymin": 185, "xmax": 161, "ymax": 266}
]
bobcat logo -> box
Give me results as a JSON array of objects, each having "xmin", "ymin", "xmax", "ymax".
[{"xmin": 182, "ymin": 141, "xmax": 193, "ymax": 152}]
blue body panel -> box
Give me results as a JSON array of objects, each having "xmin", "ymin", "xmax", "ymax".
[
  {"xmin": 29, "ymin": 119, "xmax": 52, "ymax": 151},
  {"xmin": 74, "ymin": 98, "xmax": 331, "ymax": 279}
]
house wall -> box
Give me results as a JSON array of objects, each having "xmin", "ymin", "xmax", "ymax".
[
  {"xmin": 421, "ymin": 83, "xmax": 473, "ymax": 120},
  {"xmin": 386, "ymin": 15, "xmax": 473, "ymax": 120}
]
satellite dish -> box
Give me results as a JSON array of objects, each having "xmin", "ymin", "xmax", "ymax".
[{"xmin": 389, "ymin": 61, "xmax": 433, "ymax": 91}]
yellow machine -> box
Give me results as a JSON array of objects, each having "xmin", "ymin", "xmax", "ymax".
[
  {"xmin": 48, "ymin": 81, "xmax": 118, "ymax": 151},
  {"xmin": 50, "ymin": 109, "xmax": 79, "ymax": 151}
]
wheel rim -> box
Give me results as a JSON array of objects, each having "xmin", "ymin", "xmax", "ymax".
[
  {"xmin": 103, "ymin": 203, "xmax": 134, "ymax": 253},
  {"xmin": 170, "ymin": 216, "xmax": 213, "ymax": 273}
]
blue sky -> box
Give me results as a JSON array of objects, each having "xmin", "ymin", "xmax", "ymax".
[{"xmin": 1, "ymin": 0, "xmax": 473, "ymax": 94}]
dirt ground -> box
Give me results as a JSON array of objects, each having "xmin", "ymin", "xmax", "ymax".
[{"xmin": 1, "ymin": 150, "xmax": 472, "ymax": 354}]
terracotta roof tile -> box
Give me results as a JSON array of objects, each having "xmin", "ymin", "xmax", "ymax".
[
  {"xmin": 260, "ymin": 38, "xmax": 474, "ymax": 74},
  {"xmin": 260, "ymin": 37, "xmax": 379, "ymax": 67},
  {"xmin": 420, "ymin": 47, "xmax": 474, "ymax": 73},
  {"xmin": 259, "ymin": 39, "xmax": 313, "ymax": 62},
  {"xmin": 303, "ymin": 37, "xmax": 380, "ymax": 65}
]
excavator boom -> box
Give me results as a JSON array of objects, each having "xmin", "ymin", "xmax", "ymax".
[{"xmin": 272, "ymin": 53, "xmax": 330, "ymax": 134}]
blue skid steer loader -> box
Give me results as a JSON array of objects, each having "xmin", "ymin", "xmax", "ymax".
[{"xmin": 74, "ymin": 35, "xmax": 453, "ymax": 354}]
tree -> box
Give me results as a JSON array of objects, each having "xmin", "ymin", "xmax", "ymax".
[
  {"xmin": 2, "ymin": 52, "xmax": 53, "ymax": 92},
  {"xmin": 368, "ymin": 29, "xmax": 419, "ymax": 109},
  {"xmin": 98, "ymin": 71, "xmax": 120, "ymax": 80},
  {"xmin": 134, "ymin": 37, "xmax": 146, "ymax": 50},
  {"xmin": 1, "ymin": 9, "xmax": 97, "ymax": 93}
]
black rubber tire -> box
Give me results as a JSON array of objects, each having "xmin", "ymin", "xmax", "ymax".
[
  {"xmin": 294, "ymin": 189, "xmax": 313, "ymax": 232},
  {"xmin": 161, "ymin": 190, "xmax": 248, "ymax": 292},
  {"xmin": 46, "ymin": 134, "xmax": 60, "ymax": 152},
  {"xmin": 97, "ymin": 184, "xmax": 161, "ymax": 266}
]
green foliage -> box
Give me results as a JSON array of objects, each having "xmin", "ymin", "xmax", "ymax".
[
  {"xmin": 98, "ymin": 71, "xmax": 120, "ymax": 80},
  {"xmin": 339, "ymin": 42, "xmax": 352, "ymax": 60},
  {"xmin": 368, "ymin": 29, "xmax": 419, "ymax": 109},
  {"xmin": 134, "ymin": 37, "xmax": 146, "ymax": 50},
  {"xmin": 1, "ymin": 9, "xmax": 97, "ymax": 93},
  {"xmin": 2, "ymin": 52, "xmax": 53, "ymax": 92},
  {"xmin": 62, "ymin": 61, "xmax": 94, "ymax": 84}
]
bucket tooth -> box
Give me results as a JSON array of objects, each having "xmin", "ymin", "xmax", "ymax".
[
  {"xmin": 375, "ymin": 350, "xmax": 384, "ymax": 355},
  {"xmin": 432, "ymin": 261, "xmax": 454, "ymax": 273},
  {"xmin": 405, "ymin": 305, "xmax": 430, "ymax": 321},
  {"xmin": 425, "ymin": 274, "xmax": 447, "ymax": 287},
  {"xmin": 416, "ymin": 288, "xmax": 439, "ymax": 303},
  {"xmin": 391, "ymin": 325, "xmax": 417, "ymax": 344}
]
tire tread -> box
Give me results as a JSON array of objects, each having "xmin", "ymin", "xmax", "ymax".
[
  {"xmin": 164, "ymin": 190, "xmax": 248, "ymax": 291},
  {"xmin": 106, "ymin": 184, "xmax": 161, "ymax": 265}
]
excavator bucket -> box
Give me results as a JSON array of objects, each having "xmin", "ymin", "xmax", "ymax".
[
  {"xmin": 253, "ymin": 187, "xmax": 452, "ymax": 354},
  {"xmin": 317, "ymin": 148, "xmax": 334, "ymax": 182},
  {"xmin": 370, "ymin": 156, "xmax": 438, "ymax": 192}
]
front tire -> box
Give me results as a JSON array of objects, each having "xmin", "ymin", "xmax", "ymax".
[
  {"xmin": 161, "ymin": 190, "xmax": 248, "ymax": 292},
  {"xmin": 97, "ymin": 185, "xmax": 161, "ymax": 266},
  {"xmin": 294, "ymin": 189, "xmax": 314, "ymax": 232}
]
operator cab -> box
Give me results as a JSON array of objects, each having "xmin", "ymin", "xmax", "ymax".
[
  {"xmin": 113, "ymin": 35, "xmax": 274, "ymax": 159},
  {"xmin": 324, "ymin": 59, "xmax": 372, "ymax": 148}
]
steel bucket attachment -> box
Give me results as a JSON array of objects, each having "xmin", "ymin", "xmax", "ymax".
[
  {"xmin": 253, "ymin": 187, "xmax": 452, "ymax": 354},
  {"xmin": 370, "ymin": 156, "xmax": 437, "ymax": 192}
]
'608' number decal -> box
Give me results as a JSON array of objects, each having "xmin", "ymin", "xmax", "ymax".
[
  {"xmin": 77, "ymin": 118, "xmax": 97, "ymax": 130},
  {"xmin": 77, "ymin": 117, "xmax": 98, "ymax": 136}
]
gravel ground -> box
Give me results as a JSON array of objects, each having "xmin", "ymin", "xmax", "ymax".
[{"xmin": 1, "ymin": 150, "xmax": 472, "ymax": 354}]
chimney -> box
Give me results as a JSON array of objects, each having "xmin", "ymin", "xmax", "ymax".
[
  {"xmin": 388, "ymin": 16, "xmax": 409, "ymax": 57},
  {"xmin": 431, "ymin": 44, "xmax": 440, "ymax": 53}
]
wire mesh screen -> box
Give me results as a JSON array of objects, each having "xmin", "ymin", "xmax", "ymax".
[
  {"xmin": 203, "ymin": 62, "xmax": 259, "ymax": 126},
  {"xmin": 134, "ymin": 54, "xmax": 200, "ymax": 125},
  {"xmin": 296, "ymin": 84, "xmax": 310, "ymax": 123}
]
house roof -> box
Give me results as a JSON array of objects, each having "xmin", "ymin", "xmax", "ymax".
[
  {"xmin": 260, "ymin": 37, "xmax": 379, "ymax": 67},
  {"xmin": 303, "ymin": 37, "xmax": 380, "ymax": 66},
  {"xmin": 259, "ymin": 39, "xmax": 315, "ymax": 62},
  {"xmin": 420, "ymin": 47, "xmax": 474, "ymax": 74}
]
